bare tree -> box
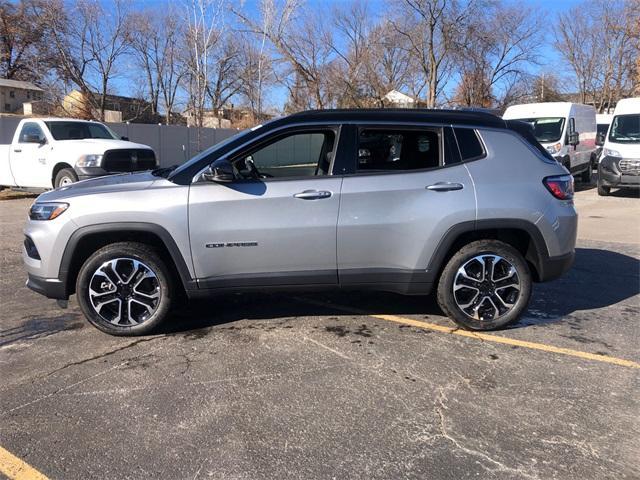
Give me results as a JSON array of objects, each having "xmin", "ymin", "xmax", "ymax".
[
  {"xmin": 556, "ymin": 0, "xmax": 638, "ymax": 112},
  {"xmin": 0, "ymin": 0, "xmax": 53, "ymax": 81},
  {"xmin": 235, "ymin": 0, "xmax": 335, "ymax": 112},
  {"xmin": 130, "ymin": 9, "xmax": 186, "ymax": 123},
  {"xmin": 36, "ymin": 0, "xmax": 131, "ymax": 120},
  {"xmin": 452, "ymin": 2, "xmax": 543, "ymax": 108},
  {"xmin": 390, "ymin": 0, "xmax": 469, "ymax": 108}
]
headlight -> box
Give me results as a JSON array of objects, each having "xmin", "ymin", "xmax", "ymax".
[
  {"xmin": 76, "ymin": 154, "xmax": 103, "ymax": 167},
  {"xmin": 603, "ymin": 147, "xmax": 622, "ymax": 158},
  {"xmin": 545, "ymin": 143, "xmax": 562, "ymax": 155},
  {"xmin": 29, "ymin": 202, "xmax": 69, "ymax": 221}
]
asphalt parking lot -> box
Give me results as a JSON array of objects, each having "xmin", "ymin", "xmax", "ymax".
[{"xmin": 0, "ymin": 184, "xmax": 639, "ymax": 480}]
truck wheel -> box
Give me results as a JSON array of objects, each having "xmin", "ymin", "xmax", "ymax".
[
  {"xmin": 54, "ymin": 168, "xmax": 78, "ymax": 188},
  {"xmin": 580, "ymin": 164, "xmax": 592, "ymax": 183},
  {"xmin": 76, "ymin": 242, "xmax": 174, "ymax": 336},
  {"xmin": 436, "ymin": 240, "xmax": 532, "ymax": 331}
]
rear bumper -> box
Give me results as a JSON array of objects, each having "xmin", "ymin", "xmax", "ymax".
[
  {"xmin": 26, "ymin": 273, "xmax": 68, "ymax": 300},
  {"xmin": 537, "ymin": 251, "xmax": 575, "ymax": 282}
]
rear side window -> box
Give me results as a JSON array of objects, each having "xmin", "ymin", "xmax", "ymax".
[
  {"xmin": 357, "ymin": 128, "xmax": 441, "ymax": 171},
  {"xmin": 453, "ymin": 128, "xmax": 485, "ymax": 160}
]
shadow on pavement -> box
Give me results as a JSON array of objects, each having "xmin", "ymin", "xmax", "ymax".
[
  {"xmin": 524, "ymin": 247, "xmax": 640, "ymax": 324},
  {"xmin": 161, "ymin": 247, "xmax": 639, "ymax": 335}
]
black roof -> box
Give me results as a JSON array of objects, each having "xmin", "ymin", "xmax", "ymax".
[{"xmin": 288, "ymin": 108, "xmax": 507, "ymax": 128}]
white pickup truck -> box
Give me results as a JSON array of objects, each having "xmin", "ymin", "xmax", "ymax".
[{"xmin": 0, "ymin": 118, "xmax": 157, "ymax": 189}]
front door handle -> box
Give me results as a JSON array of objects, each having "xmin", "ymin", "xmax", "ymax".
[
  {"xmin": 13, "ymin": 148, "xmax": 21, "ymax": 153},
  {"xmin": 426, "ymin": 182, "xmax": 464, "ymax": 192},
  {"xmin": 293, "ymin": 190, "xmax": 332, "ymax": 200}
]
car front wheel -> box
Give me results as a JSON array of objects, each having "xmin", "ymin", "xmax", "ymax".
[
  {"xmin": 436, "ymin": 240, "xmax": 532, "ymax": 330},
  {"xmin": 76, "ymin": 242, "xmax": 173, "ymax": 336}
]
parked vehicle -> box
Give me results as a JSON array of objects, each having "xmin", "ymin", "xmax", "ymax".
[
  {"xmin": 0, "ymin": 118, "xmax": 157, "ymax": 190},
  {"xmin": 594, "ymin": 113, "xmax": 613, "ymax": 168},
  {"xmin": 503, "ymin": 102, "xmax": 596, "ymax": 182},
  {"xmin": 596, "ymin": 98, "xmax": 640, "ymax": 196},
  {"xmin": 23, "ymin": 109, "xmax": 577, "ymax": 336}
]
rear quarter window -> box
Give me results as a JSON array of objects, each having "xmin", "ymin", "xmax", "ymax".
[{"xmin": 453, "ymin": 128, "xmax": 485, "ymax": 160}]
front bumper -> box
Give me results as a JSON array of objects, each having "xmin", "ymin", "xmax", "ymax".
[
  {"xmin": 74, "ymin": 166, "xmax": 112, "ymax": 181},
  {"xmin": 26, "ymin": 273, "xmax": 68, "ymax": 300},
  {"xmin": 598, "ymin": 156, "xmax": 640, "ymax": 188}
]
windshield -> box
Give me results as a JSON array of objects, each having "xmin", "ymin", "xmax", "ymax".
[
  {"xmin": 45, "ymin": 121, "xmax": 119, "ymax": 141},
  {"xmin": 608, "ymin": 114, "xmax": 640, "ymax": 143},
  {"xmin": 515, "ymin": 117, "xmax": 565, "ymax": 143}
]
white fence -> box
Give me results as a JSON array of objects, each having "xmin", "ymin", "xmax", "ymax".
[{"xmin": 0, "ymin": 116, "xmax": 239, "ymax": 168}]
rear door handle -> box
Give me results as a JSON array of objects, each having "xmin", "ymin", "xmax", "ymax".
[
  {"xmin": 426, "ymin": 182, "xmax": 464, "ymax": 192},
  {"xmin": 13, "ymin": 148, "xmax": 21, "ymax": 153},
  {"xmin": 293, "ymin": 190, "xmax": 332, "ymax": 200}
]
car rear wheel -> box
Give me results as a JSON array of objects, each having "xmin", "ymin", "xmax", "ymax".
[
  {"xmin": 54, "ymin": 168, "xmax": 78, "ymax": 188},
  {"xmin": 436, "ymin": 240, "xmax": 532, "ymax": 331},
  {"xmin": 76, "ymin": 242, "xmax": 173, "ymax": 336}
]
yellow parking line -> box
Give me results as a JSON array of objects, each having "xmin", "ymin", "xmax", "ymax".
[
  {"xmin": 371, "ymin": 314, "xmax": 640, "ymax": 369},
  {"xmin": 297, "ymin": 298, "xmax": 640, "ymax": 369},
  {"xmin": 0, "ymin": 446, "xmax": 49, "ymax": 480}
]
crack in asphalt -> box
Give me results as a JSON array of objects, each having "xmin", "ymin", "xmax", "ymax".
[{"xmin": 42, "ymin": 336, "xmax": 165, "ymax": 379}]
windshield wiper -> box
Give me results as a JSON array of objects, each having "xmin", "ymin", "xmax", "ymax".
[{"xmin": 152, "ymin": 165, "xmax": 178, "ymax": 178}]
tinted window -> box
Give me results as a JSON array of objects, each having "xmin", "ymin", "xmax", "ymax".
[
  {"xmin": 19, "ymin": 122, "xmax": 46, "ymax": 143},
  {"xmin": 234, "ymin": 131, "xmax": 335, "ymax": 178},
  {"xmin": 357, "ymin": 128, "xmax": 440, "ymax": 171},
  {"xmin": 597, "ymin": 123, "xmax": 609, "ymax": 136},
  {"xmin": 45, "ymin": 121, "xmax": 117, "ymax": 140},
  {"xmin": 453, "ymin": 128, "xmax": 485, "ymax": 160},
  {"xmin": 515, "ymin": 117, "xmax": 565, "ymax": 143}
]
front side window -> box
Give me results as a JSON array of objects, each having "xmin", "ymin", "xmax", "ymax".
[
  {"xmin": 19, "ymin": 122, "xmax": 46, "ymax": 143},
  {"xmin": 516, "ymin": 117, "xmax": 565, "ymax": 143},
  {"xmin": 357, "ymin": 128, "xmax": 441, "ymax": 171},
  {"xmin": 45, "ymin": 121, "xmax": 118, "ymax": 140},
  {"xmin": 609, "ymin": 114, "xmax": 640, "ymax": 143},
  {"xmin": 233, "ymin": 130, "xmax": 336, "ymax": 179}
]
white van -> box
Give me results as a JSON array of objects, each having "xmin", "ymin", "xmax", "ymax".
[
  {"xmin": 503, "ymin": 102, "xmax": 596, "ymax": 182},
  {"xmin": 597, "ymin": 98, "xmax": 640, "ymax": 195}
]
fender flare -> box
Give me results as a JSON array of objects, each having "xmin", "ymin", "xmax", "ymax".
[
  {"xmin": 58, "ymin": 222, "xmax": 197, "ymax": 295},
  {"xmin": 425, "ymin": 219, "xmax": 549, "ymax": 283}
]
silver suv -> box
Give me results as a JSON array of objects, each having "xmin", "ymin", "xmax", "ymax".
[{"xmin": 23, "ymin": 110, "xmax": 577, "ymax": 336}]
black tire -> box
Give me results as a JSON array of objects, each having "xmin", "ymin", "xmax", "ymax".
[
  {"xmin": 580, "ymin": 164, "xmax": 592, "ymax": 183},
  {"xmin": 76, "ymin": 242, "xmax": 174, "ymax": 336},
  {"xmin": 597, "ymin": 182, "xmax": 610, "ymax": 196},
  {"xmin": 54, "ymin": 168, "xmax": 78, "ymax": 188},
  {"xmin": 436, "ymin": 240, "xmax": 532, "ymax": 331}
]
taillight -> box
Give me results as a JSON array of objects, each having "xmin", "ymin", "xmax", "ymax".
[{"xmin": 543, "ymin": 175, "xmax": 574, "ymax": 200}]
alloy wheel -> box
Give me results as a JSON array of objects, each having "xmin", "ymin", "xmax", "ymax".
[
  {"xmin": 88, "ymin": 258, "xmax": 161, "ymax": 326},
  {"xmin": 453, "ymin": 254, "xmax": 521, "ymax": 322}
]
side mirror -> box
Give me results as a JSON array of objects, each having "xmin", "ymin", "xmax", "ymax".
[
  {"xmin": 202, "ymin": 158, "xmax": 235, "ymax": 183},
  {"xmin": 596, "ymin": 131, "xmax": 605, "ymax": 146},
  {"xmin": 568, "ymin": 131, "xmax": 579, "ymax": 146},
  {"xmin": 121, "ymin": 136, "xmax": 129, "ymax": 141}
]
